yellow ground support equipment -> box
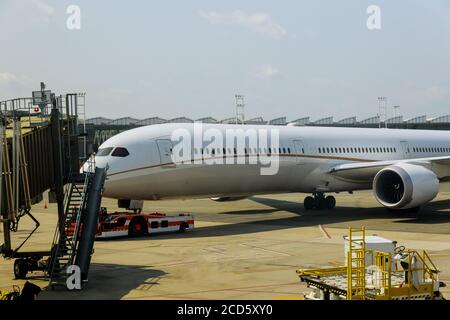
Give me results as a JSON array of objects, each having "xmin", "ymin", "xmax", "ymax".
[{"xmin": 297, "ymin": 226, "xmax": 444, "ymax": 300}]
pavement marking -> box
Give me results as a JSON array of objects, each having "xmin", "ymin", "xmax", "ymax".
[
  {"xmin": 239, "ymin": 243, "xmax": 292, "ymax": 257},
  {"xmin": 319, "ymin": 224, "xmax": 332, "ymax": 239}
]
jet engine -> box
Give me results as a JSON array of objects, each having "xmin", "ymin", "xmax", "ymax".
[
  {"xmin": 373, "ymin": 163, "xmax": 439, "ymax": 210},
  {"xmin": 210, "ymin": 196, "xmax": 248, "ymax": 202}
]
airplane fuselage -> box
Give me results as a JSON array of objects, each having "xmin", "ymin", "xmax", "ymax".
[{"xmin": 93, "ymin": 123, "xmax": 450, "ymax": 201}]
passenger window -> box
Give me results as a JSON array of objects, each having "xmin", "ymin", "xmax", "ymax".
[
  {"xmin": 288, "ymin": 148, "xmax": 291, "ymax": 153},
  {"xmin": 111, "ymin": 147, "xmax": 130, "ymax": 157},
  {"xmin": 161, "ymin": 220, "xmax": 169, "ymax": 228},
  {"xmin": 96, "ymin": 147, "xmax": 114, "ymax": 157}
]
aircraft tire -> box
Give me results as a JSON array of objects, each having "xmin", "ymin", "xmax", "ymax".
[
  {"xmin": 325, "ymin": 196, "xmax": 336, "ymax": 210},
  {"xmin": 304, "ymin": 196, "xmax": 315, "ymax": 210}
]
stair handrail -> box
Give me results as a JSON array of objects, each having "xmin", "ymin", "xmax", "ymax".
[
  {"xmin": 48, "ymin": 177, "xmax": 77, "ymax": 280},
  {"xmin": 69, "ymin": 171, "xmax": 91, "ymax": 265}
]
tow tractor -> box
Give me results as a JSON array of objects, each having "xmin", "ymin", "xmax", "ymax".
[{"xmin": 69, "ymin": 208, "xmax": 194, "ymax": 239}]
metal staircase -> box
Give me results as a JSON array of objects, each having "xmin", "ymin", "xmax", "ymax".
[{"xmin": 48, "ymin": 171, "xmax": 92, "ymax": 288}]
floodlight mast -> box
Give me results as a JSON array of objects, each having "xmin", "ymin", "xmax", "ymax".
[
  {"xmin": 235, "ymin": 94, "xmax": 245, "ymax": 125},
  {"xmin": 378, "ymin": 97, "xmax": 387, "ymax": 129}
]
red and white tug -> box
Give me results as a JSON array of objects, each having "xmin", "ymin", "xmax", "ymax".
[{"xmin": 95, "ymin": 208, "xmax": 194, "ymax": 239}]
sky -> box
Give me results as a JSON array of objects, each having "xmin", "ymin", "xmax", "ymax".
[{"xmin": 1, "ymin": 0, "xmax": 450, "ymax": 121}]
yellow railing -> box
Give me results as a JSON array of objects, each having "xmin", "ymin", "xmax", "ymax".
[
  {"xmin": 373, "ymin": 249, "xmax": 438, "ymax": 299},
  {"xmin": 296, "ymin": 226, "xmax": 440, "ymax": 300},
  {"xmin": 347, "ymin": 226, "xmax": 366, "ymax": 300},
  {"xmin": 297, "ymin": 267, "xmax": 347, "ymax": 277}
]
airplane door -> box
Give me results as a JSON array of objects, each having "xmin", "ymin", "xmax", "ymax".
[
  {"xmin": 400, "ymin": 141, "xmax": 411, "ymax": 159},
  {"xmin": 292, "ymin": 140, "xmax": 305, "ymax": 163},
  {"xmin": 156, "ymin": 139, "xmax": 173, "ymax": 164}
]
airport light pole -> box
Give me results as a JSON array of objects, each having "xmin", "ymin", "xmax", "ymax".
[
  {"xmin": 235, "ymin": 94, "xmax": 245, "ymax": 125},
  {"xmin": 378, "ymin": 97, "xmax": 387, "ymax": 129}
]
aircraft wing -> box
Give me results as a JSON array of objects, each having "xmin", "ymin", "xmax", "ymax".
[{"xmin": 329, "ymin": 156, "xmax": 450, "ymax": 182}]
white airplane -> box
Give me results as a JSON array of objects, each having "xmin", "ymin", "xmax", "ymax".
[{"xmin": 90, "ymin": 123, "xmax": 450, "ymax": 212}]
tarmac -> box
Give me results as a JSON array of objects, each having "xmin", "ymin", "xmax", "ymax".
[{"xmin": 1, "ymin": 186, "xmax": 450, "ymax": 300}]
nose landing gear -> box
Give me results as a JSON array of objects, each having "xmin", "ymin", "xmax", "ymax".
[{"xmin": 304, "ymin": 193, "xmax": 336, "ymax": 210}]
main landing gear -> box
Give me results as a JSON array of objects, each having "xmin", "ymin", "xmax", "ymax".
[{"xmin": 304, "ymin": 193, "xmax": 336, "ymax": 210}]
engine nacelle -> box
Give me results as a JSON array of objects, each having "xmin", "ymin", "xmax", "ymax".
[
  {"xmin": 373, "ymin": 163, "xmax": 439, "ymax": 210},
  {"xmin": 210, "ymin": 196, "xmax": 248, "ymax": 202}
]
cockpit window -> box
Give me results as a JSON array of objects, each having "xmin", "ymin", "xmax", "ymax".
[
  {"xmin": 111, "ymin": 147, "xmax": 130, "ymax": 157},
  {"xmin": 96, "ymin": 147, "xmax": 114, "ymax": 157}
]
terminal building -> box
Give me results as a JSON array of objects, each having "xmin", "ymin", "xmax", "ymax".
[{"xmin": 86, "ymin": 114, "xmax": 450, "ymax": 150}]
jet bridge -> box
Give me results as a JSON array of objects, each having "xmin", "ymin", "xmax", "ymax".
[{"xmin": 0, "ymin": 83, "xmax": 106, "ymax": 289}]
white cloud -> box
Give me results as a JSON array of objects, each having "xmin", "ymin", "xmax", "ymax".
[
  {"xmin": 253, "ymin": 64, "xmax": 279, "ymax": 79},
  {"xmin": 0, "ymin": 72, "xmax": 21, "ymax": 84},
  {"xmin": 198, "ymin": 10, "xmax": 287, "ymax": 38},
  {"xmin": 418, "ymin": 85, "xmax": 450, "ymax": 101},
  {"xmin": 31, "ymin": 0, "xmax": 55, "ymax": 15},
  {"xmin": 0, "ymin": 72, "xmax": 34, "ymax": 100}
]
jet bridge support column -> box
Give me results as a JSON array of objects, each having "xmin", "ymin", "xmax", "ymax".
[
  {"xmin": 0, "ymin": 121, "xmax": 11, "ymax": 256},
  {"xmin": 50, "ymin": 105, "xmax": 65, "ymax": 222}
]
